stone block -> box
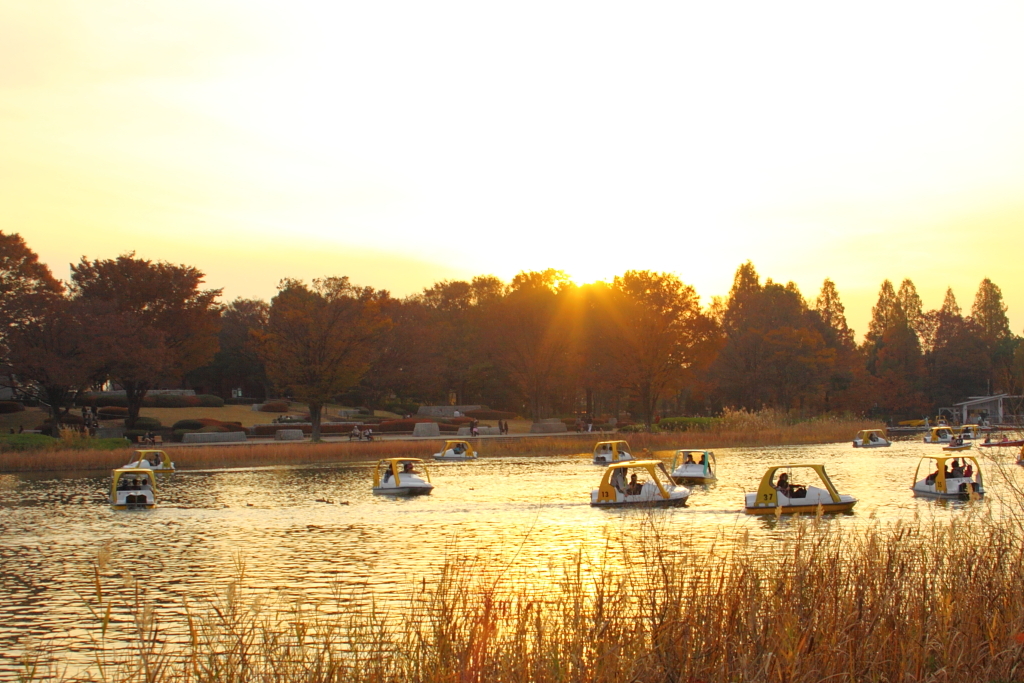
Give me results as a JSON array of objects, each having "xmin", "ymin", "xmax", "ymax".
[
  {"xmin": 412, "ymin": 422, "xmax": 441, "ymax": 437},
  {"xmin": 95, "ymin": 427, "xmax": 124, "ymax": 439},
  {"xmin": 274, "ymin": 429, "xmax": 305, "ymax": 441}
]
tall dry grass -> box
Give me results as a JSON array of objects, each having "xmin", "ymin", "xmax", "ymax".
[
  {"xmin": 28, "ymin": 505, "xmax": 1024, "ymax": 682},
  {"xmin": 0, "ymin": 413, "xmax": 883, "ymax": 473}
]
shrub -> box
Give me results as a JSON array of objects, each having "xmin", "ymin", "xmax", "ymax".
[
  {"xmin": 618, "ymin": 423, "xmax": 654, "ymax": 433},
  {"xmin": 97, "ymin": 406, "xmax": 129, "ymax": 419},
  {"xmin": 128, "ymin": 417, "xmax": 162, "ymax": 430},
  {"xmin": 249, "ymin": 423, "xmax": 367, "ymax": 436},
  {"xmin": 226, "ymin": 397, "xmax": 262, "ymax": 405},
  {"xmin": 197, "ymin": 394, "xmax": 225, "ymax": 407},
  {"xmin": 0, "ymin": 401, "xmax": 25, "ymax": 414},
  {"xmin": 172, "ymin": 419, "xmax": 205, "ymax": 431},
  {"xmin": 260, "ymin": 401, "xmax": 290, "ymax": 413},
  {"xmin": 449, "ymin": 417, "xmax": 474, "ymax": 425},
  {"xmin": 464, "ymin": 409, "xmax": 517, "ymax": 420},
  {"xmin": 146, "ymin": 394, "xmax": 202, "ymax": 408},
  {"xmin": 0, "ymin": 434, "xmax": 58, "ymax": 451},
  {"xmin": 198, "ymin": 425, "xmax": 231, "ymax": 433},
  {"xmin": 657, "ymin": 417, "xmax": 720, "ymax": 432}
]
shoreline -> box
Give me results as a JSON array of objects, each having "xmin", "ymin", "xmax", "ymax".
[{"xmin": 0, "ymin": 420, "xmax": 884, "ymax": 473}]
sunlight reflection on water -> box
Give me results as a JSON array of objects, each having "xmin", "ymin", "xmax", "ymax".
[{"xmin": 0, "ymin": 438, "xmax": 1020, "ymax": 673}]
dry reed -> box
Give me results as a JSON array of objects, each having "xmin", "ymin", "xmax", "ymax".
[
  {"xmin": 0, "ymin": 416, "xmax": 883, "ymax": 473},
  {"xmin": 30, "ymin": 505, "xmax": 1024, "ymax": 682}
]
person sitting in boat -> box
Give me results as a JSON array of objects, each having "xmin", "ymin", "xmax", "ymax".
[
  {"xmin": 139, "ymin": 476, "xmax": 149, "ymax": 489},
  {"xmin": 773, "ymin": 473, "xmax": 807, "ymax": 498},
  {"xmin": 683, "ymin": 452, "xmax": 696, "ymax": 465},
  {"xmin": 402, "ymin": 461, "xmax": 418, "ymax": 474},
  {"xmin": 452, "ymin": 442, "xmax": 466, "ymax": 455},
  {"xmin": 626, "ymin": 473, "xmax": 643, "ymax": 496},
  {"xmin": 610, "ymin": 467, "xmax": 627, "ymax": 494},
  {"xmin": 964, "ymin": 462, "xmax": 973, "ymax": 478},
  {"xmin": 868, "ymin": 432, "xmax": 879, "ymax": 443},
  {"xmin": 382, "ymin": 466, "xmax": 392, "ymax": 483}
]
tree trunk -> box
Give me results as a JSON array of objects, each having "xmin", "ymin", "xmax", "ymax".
[
  {"xmin": 122, "ymin": 380, "xmax": 150, "ymax": 430},
  {"xmin": 310, "ymin": 401, "xmax": 323, "ymax": 442}
]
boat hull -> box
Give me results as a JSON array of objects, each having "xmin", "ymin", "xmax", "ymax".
[
  {"xmin": 433, "ymin": 455, "xmax": 474, "ymax": 462},
  {"xmin": 980, "ymin": 440, "xmax": 1024, "ymax": 448},
  {"xmin": 111, "ymin": 502, "xmax": 157, "ymax": 510},
  {"xmin": 373, "ymin": 486, "xmax": 434, "ymax": 496},
  {"xmin": 744, "ymin": 500, "xmax": 856, "ymax": 515},
  {"xmin": 942, "ymin": 445, "xmax": 972, "ymax": 452},
  {"xmin": 852, "ymin": 441, "xmax": 890, "ymax": 448},
  {"xmin": 591, "ymin": 495, "xmax": 689, "ymax": 508},
  {"xmin": 671, "ymin": 476, "xmax": 716, "ymax": 485}
]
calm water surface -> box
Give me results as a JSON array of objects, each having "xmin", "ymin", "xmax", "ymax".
[{"xmin": 1, "ymin": 439, "xmax": 1020, "ymax": 674}]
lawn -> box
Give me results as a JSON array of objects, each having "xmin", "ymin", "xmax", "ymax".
[{"xmin": 0, "ymin": 407, "xmax": 49, "ymax": 434}]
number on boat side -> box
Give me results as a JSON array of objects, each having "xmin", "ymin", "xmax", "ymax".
[{"xmin": 764, "ymin": 493, "xmax": 771, "ymax": 500}]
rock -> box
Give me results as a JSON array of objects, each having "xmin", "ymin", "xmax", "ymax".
[
  {"xmin": 274, "ymin": 429, "xmax": 305, "ymax": 441},
  {"xmin": 530, "ymin": 422, "xmax": 568, "ymax": 434}
]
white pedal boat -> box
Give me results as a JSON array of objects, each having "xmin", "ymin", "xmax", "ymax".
[
  {"xmin": 591, "ymin": 460, "xmax": 690, "ymax": 507},
  {"xmin": 852, "ymin": 429, "xmax": 890, "ymax": 448},
  {"xmin": 372, "ymin": 458, "xmax": 434, "ymax": 495},
  {"xmin": 433, "ymin": 440, "xmax": 477, "ymax": 461},
  {"xmin": 744, "ymin": 464, "xmax": 856, "ymax": 515},
  {"xmin": 592, "ymin": 440, "xmax": 634, "ymax": 465},
  {"xmin": 123, "ymin": 449, "xmax": 175, "ymax": 474},
  {"xmin": 110, "ymin": 469, "xmax": 156, "ymax": 510},
  {"xmin": 669, "ymin": 449, "xmax": 717, "ymax": 484},
  {"xmin": 911, "ymin": 455, "xmax": 984, "ymax": 499}
]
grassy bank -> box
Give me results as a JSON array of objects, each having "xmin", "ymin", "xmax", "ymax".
[
  {"xmin": 0, "ymin": 414, "xmax": 883, "ymax": 473},
  {"xmin": 29, "ymin": 505, "xmax": 1024, "ymax": 682}
]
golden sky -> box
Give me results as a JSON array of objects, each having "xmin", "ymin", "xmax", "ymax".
[{"xmin": 2, "ymin": 0, "xmax": 1023, "ymax": 337}]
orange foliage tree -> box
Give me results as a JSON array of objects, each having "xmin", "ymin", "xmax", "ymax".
[{"xmin": 256, "ymin": 277, "xmax": 390, "ymax": 441}]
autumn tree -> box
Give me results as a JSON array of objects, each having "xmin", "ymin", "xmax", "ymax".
[
  {"xmin": 925, "ymin": 288, "xmax": 990, "ymax": 407},
  {"xmin": 863, "ymin": 279, "xmax": 927, "ymax": 415},
  {"xmin": 188, "ymin": 298, "xmax": 271, "ymax": 399},
  {"xmin": 484, "ymin": 270, "xmax": 577, "ymax": 421},
  {"xmin": 70, "ymin": 254, "xmax": 221, "ymax": 428},
  {"xmin": 0, "ymin": 233, "xmax": 63, "ymax": 392},
  {"xmin": 256, "ymin": 277, "xmax": 389, "ymax": 441},
  {"xmin": 600, "ymin": 271, "xmax": 708, "ymax": 427},
  {"xmin": 5, "ymin": 298, "xmax": 110, "ymax": 423}
]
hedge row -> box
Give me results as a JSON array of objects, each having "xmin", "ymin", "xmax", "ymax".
[
  {"xmin": 0, "ymin": 401, "xmax": 25, "ymax": 414},
  {"xmin": 260, "ymin": 401, "xmax": 290, "ymax": 413},
  {"xmin": 249, "ymin": 423, "xmax": 365, "ymax": 437},
  {"xmin": 463, "ymin": 409, "xmax": 517, "ymax": 420},
  {"xmin": 78, "ymin": 393, "xmax": 225, "ymax": 408},
  {"xmin": 172, "ymin": 418, "xmax": 244, "ymax": 431},
  {"xmin": 378, "ymin": 419, "xmax": 461, "ymax": 433}
]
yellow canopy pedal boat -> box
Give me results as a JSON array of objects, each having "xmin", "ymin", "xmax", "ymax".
[
  {"xmin": 923, "ymin": 427, "xmax": 955, "ymax": 444},
  {"xmin": 123, "ymin": 449, "xmax": 175, "ymax": 474},
  {"xmin": 433, "ymin": 440, "xmax": 477, "ymax": 461},
  {"xmin": 669, "ymin": 449, "xmax": 717, "ymax": 484},
  {"xmin": 372, "ymin": 458, "xmax": 434, "ymax": 495},
  {"xmin": 744, "ymin": 464, "xmax": 856, "ymax": 515},
  {"xmin": 911, "ymin": 455, "xmax": 983, "ymax": 499},
  {"xmin": 592, "ymin": 440, "xmax": 634, "ymax": 465},
  {"xmin": 591, "ymin": 460, "xmax": 690, "ymax": 507},
  {"xmin": 852, "ymin": 429, "xmax": 890, "ymax": 448},
  {"xmin": 110, "ymin": 469, "xmax": 156, "ymax": 510}
]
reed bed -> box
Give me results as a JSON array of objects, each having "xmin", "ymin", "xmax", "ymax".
[
  {"xmin": 27, "ymin": 507, "xmax": 1024, "ymax": 682},
  {"xmin": 0, "ymin": 416, "xmax": 883, "ymax": 473}
]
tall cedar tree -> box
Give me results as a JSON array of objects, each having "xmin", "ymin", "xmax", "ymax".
[
  {"xmin": 188, "ymin": 298, "xmax": 271, "ymax": 400},
  {"xmin": 70, "ymin": 254, "xmax": 221, "ymax": 428},
  {"xmin": 926, "ymin": 288, "xmax": 990, "ymax": 407},
  {"xmin": 256, "ymin": 277, "xmax": 389, "ymax": 441}
]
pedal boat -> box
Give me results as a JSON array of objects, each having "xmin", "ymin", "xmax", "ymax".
[
  {"xmin": 923, "ymin": 427, "xmax": 955, "ymax": 444},
  {"xmin": 123, "ymin": 449, "xmax": 175, "ymax": 474},
  {"xmin": 669, "ymin": 449, "xmax": 717, "ymax": 484},
  {"xmin": 592, "ymin": 440, "xmax": 634, "ymax": 465},
  {"xmin": 744, "ymin": 464, "xmax": 856, "ymax": 515},
  {"xmin": 956, "ymin": 425, "xmax": 983, "ymax": 441},
  {"xmin": 110, "ymin": 469, "xmax": 156, "ymax": 510},
  {"xmin": 591, "ymin": 460, "xmax": 690, "ymax": 507},
  {"xmin": 942, "ymin": 441, "xmax": 972, "ymax": 452},
  {"xmin": 980, "ymin": 436, "xmax": 1024, "ymax": 448},
  {"xmin": 852, "ymin": 429, "xmax": 890, "ymax": 448},
  {"xmin": 433, "ymin": 440, "xmax": 477, "ymax": 461},
  {"xmin": 372, "ymin": 458, "xmax": 434, "ymax": 495},
  {"xmin": 911, "ymin": 455, "xmax": 983, "ymax": 499}
]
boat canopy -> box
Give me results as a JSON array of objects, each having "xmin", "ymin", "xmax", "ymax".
[
  {"xmin": 374, "ymin": 458, "xmax": 431, "ymax": 488},
  {"xmin": 855, "ymin": 429, "xmax": 887, "ymax": 440},
  {"xmin": 928, "ymin": 427, "xmax": 954, "ymax": 439},
  {"xmin": 912, "ymin": 455, "xmax": 982, "ymax": 494},
  {"xmin": 593, "ymin": 440, "xmax": 631, "ymax": 459},
  {"xmin": 754, "ymin": 464, "xmax": 842, "ymax": 507},
  {"xmin": 440, "ymin": 440, "xmax": 474, "ymax": 457},
  {"xmin": 594, "ymin": 460, "xmax": 674, "ymax": 504},
  {"xmin": 128, "ymin": 450, "xmax": 173, "ymax": 469},
  {"xmin": 110, "ymin": 468, "xmax": 157, "ymax": 499}
]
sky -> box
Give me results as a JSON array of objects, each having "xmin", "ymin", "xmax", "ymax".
[{"xmin": 2, "ymin": 0, "xmax": 1023, "ymax": 338}]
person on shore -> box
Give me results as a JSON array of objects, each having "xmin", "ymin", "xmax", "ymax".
[
  {"xmin": 350, "ymin": 426, "xmax": 360, "ymax": 441},
  {"xmin": 364, "ymin": 427, "xmax": 374, "ymax": 442}
]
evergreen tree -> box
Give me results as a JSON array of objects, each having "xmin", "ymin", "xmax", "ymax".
[{"xmin": 971, "ymin": 278, "xmax": 1010, "ymax": 343}]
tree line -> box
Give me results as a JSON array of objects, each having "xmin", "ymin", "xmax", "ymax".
[{"xmin": 2, "ymin": 231, "xmax": 1021, "ymax": 439}]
